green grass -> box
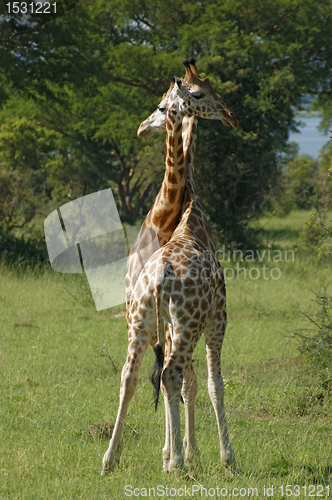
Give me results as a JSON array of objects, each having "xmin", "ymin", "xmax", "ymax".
[
  {"xmin": 250, "ymin": 209, "xmax": 314, "ymax": 248},
  {"xmin": 1, "ymin": 210, "xmax": 331, "ymax": 499}
]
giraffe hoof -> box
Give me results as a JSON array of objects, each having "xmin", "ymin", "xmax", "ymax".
[
  {"xmin": 184, "ymin": 447, "xmax": 201, "ymax": 470},
  {"xmin": 101, "ymin": 456, "xmax": 119, "ymax": 475},
  {"xmin": 167, "ymin": 458, "xmax": 186, "ymax": 474},
  {"xmin": 101, "ymin": 459, "xmax": 120, "ymax": 475},
  {"xmin": 185, "ymin": 457, "xmax": 202, "ymax": 472},
  {"xmin": 221, "ymin": 449, "xmax": 236, "ymax": 471},
  {"xmin": 101, "ymin": 460, "xmax": 116, "ymax": 475}
]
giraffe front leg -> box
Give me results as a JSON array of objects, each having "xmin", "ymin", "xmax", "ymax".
[
  {"xmin": 182, "ymin": 362, "xmax": 200, "ymax": 467},
  {"xmin": 101, "ymin": 340, "xmax": 146, "ymax": 474}
]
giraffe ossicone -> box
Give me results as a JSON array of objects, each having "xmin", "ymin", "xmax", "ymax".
[{"xmin": 102, "ymin": 61, "xmax": 237, "ymax": 475}]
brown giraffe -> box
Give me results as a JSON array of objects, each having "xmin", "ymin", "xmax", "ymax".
[
  {"xmin": 125, "ymin": 61, "xmax": 237, "ymax": 463},
  {"xmin": 136, "ymin": 60, "xmax": 238, "ymax": 469},
  {"xmin": 125, "ymin": 81, "xmax": 184, "ymax": 301},
  {"xmin": 102, "ymin": 66, "xmax": 238, "ymax": 474},
  {"xmin": 126, "ymin": 60, "xmax": 237, "ymax": 299}
]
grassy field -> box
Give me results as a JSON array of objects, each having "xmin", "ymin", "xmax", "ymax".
[{"xmin": 0, "ymin": 210, "xmax": 331, "ymax": 499}]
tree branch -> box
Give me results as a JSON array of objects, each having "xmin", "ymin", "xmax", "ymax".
[{"xmin": 111, "ymin": 74, "xmax": 163, "ymax": 96}]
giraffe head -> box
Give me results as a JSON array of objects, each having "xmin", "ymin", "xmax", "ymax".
[
  {"xmin": 180, "ymin": 58, "xmax": 238, "ymax": 128},
  {"xmin": 137, "ymin": 59, "xmax": 238, "ymax": 137},
  {"xmin": 137, "ymin": 82, "xmax": 174, "ymax": 137}
]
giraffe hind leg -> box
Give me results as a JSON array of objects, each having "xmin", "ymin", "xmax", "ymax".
[
  {"xmin": 161, "ymin": 386, "xmax": 171, "ymax": 472},
  {"xmin": 181, "ymin": 362, "xmax": 201, "ymax": 467},
  {"xmin": 159, "ymin": 346, "xmax": 200, "ymax": 472},
  {"xmin": 161, "ymin": 323, "xmax": 203, "ymax": 473},
  {"xmin": 204, "ymin": 320, "xmax": 236, "ymax": 469},
  {"xmin": 161, "ymin": 330, "xmax": 172, "ymax": 472},
  {"xmin": 161, "ymin": 359, "xmax": 185, "ymax": 472}
]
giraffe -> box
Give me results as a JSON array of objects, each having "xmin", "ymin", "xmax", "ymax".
[
  {"xmin": 102, "ymin": 66, "xmax": 238, "ymax": 474},
  {"xmin": 125, "ymin": 62, "xmax": 237, "ymax": 464},
  {"xmin": 136, "ymin": 59, "xmax": 238, "ymax": 469},
  {"xmin": 139, "ymin": 110, "xmax": 207, "ymax": 470},
  {"xmin": 126, "ymin": 59, "xmax": 237, "ymax": 299},
  {"xmin": 139, "ymin": 59, "xmax": 238, "ymax": 470},
  {"xmin": 125, "ymin": 81, "xmax": 185, "ymax": 300}
]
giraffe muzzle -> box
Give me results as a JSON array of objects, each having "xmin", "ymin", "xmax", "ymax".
[{"xmin": 221, "ymin": 111, "xmax": 238, "ymax": 129}]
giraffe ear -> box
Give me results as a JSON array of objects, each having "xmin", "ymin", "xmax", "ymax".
[{"xmin": 173, "ymin": 76, "xmax": 182, "ymax": 89}]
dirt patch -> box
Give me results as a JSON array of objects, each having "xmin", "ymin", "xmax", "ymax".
[
  {"xmin": 87, "ymin": 422, "xmax": 114, "ymax": 440},
  {"xmin": 114, "ymin": 312, "xmax": 125, "ymax": 318}
]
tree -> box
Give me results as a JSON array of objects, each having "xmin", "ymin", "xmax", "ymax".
[
  {"xmin": 0, "ymin": 112, "xmax": 56, "ymax": 232},
  {"xmin": 1, "ymin": 0, "xmax": 332, "ymax": 246}
]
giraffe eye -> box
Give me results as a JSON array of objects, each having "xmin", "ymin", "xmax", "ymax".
[
  {"xmin": 192, "ymin": 94, "xmax": 204, "ymax": 100},
  {"xmin": 158, "ymin": 106, "xmax": 166, "ymax": 112}
]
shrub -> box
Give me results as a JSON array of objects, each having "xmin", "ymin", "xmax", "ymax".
[{"xmin": 294, "ymin": 288, "xmax": 332, "ymax": 394}]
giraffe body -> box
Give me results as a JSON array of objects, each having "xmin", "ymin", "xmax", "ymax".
[
  {"xmin": 135, "ymin": 60, "xmax": 236, "ymax": 469},
  {"xmin": 102, "ymin": 64, "xmax": 238, "ymax": 474}
]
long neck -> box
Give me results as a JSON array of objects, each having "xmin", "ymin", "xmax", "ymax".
[
  {"xmin": 174, "ymin": 116, "xmax": 217, "ymax": 253},
  {"xmin": 143, "ymin": 107, "xmax": 185, "ymax": 245},
  {"xmin": 126, "ymin": 108, "xmax": 185, "ymax": 300},
  {"xmin": 182, "ymin": 115, "xmax": 198, "ymax": 201}
]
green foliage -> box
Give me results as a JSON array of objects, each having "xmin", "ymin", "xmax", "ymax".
[
  {"xmin": 1, "ymin": 0, "xmax": 332, "ymax": 247},
  {"xmin": 293, "ymin": 288, "xmax": 332, "ymax": 396},
  {"xmin": 305, "ymin": 213, "xmax": 332, "ymax": 258},
  {"xmin": 297, "ymin": 290, "xmax": 332, "ymax": 365},
  {"xmin": 265, "ymin": 150, "xmax": 332, "ymax": 223},
  {"xmin": 319, "ymin": 140, "xmax": 332, "ymax": 176},
  {"xmin": 285, "ymin": 155, "xmax": 320, "ymax": 210},
  {"xmin": 0, "ymin": 112, "xmax": 58, "ymax": 231},
  {"xmin": 301, "ymin": 154, "xmax": 332, "ymax": 255},
  {"xmin": 312, "ymin": 91, "xmax": 332, "ymax": 142},
  {"xmin": 0, "ymin": 230, "xmax": 47, "ymax": 268}
]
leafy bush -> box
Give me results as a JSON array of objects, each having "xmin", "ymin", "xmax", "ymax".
[
  {"xmin": 0, "ymin": 230, "xmax": 47, "ymax": 269},
  {"xmin": 266, "ymin": 152, "xmax": 332, "ymax": 217},
  {"xmin": 304, "ymin": 213, "xmax": 332, "ymax": 257},
  {"xmin": 294, "ymin": 288, "xmax": 332, "ymax": 395},
  {"xmin": 303, "ymin": 156, "xmax": 332, "ymax": 255}
]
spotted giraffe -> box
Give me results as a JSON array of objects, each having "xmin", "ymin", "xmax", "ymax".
[
  {"xmin": 126, "ymin": 59, "xmax": 237, "ymax": 298},
  {"xmin": 136, "ymin": 59, "xmax": 238, "ymax": 469},
  {"xmin": 102, "ymin": 66, "xmax": 238, "ymax": 474},
  {"xmin": 126, "ymin": 61, "xmax": 237, "ymax": 465}
]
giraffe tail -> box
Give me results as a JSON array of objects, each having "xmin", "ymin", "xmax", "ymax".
[{"xmin": 150, "ymin": 285, "xmax": 164, "ymax": 411}]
